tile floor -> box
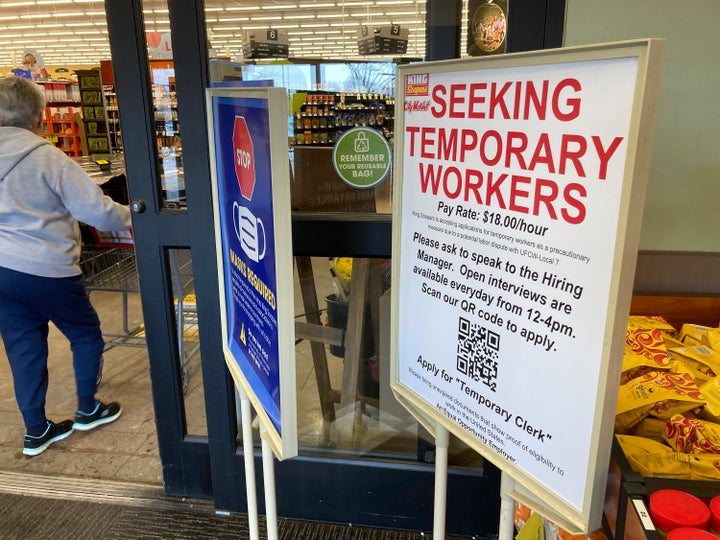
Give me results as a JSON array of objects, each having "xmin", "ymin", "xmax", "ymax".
[{"xmin": 0, "ymin": 289, "xmax": 164, "ymax": 485}]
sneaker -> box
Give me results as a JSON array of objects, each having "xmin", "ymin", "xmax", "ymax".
[
  {"xmin": 73, "ymin": 401, "xmax": 122, "ymax": 431},
  {"xmin": 23, "ymin": 420, "xmax": 74, "ymax": 457}
]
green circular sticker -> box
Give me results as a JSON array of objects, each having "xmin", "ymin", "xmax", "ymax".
[{"xmin": 332, "ymin": 127, "xmax": 392, "ymax": 189}]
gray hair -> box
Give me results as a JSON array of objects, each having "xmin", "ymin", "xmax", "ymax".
[{"xmin": 0, "ymin": 76, "xmax": 47, "ymax": 130}]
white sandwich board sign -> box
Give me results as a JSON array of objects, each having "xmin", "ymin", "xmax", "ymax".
[{"xmin": 391, "ymin": 40, "xmax": 665, "ymax": 532}]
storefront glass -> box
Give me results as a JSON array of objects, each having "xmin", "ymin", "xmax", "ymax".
[{"xmin": 195, "ymin": 1, "xmax": 478, "ymax": 468}]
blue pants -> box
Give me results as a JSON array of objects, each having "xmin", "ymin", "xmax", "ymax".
[{"xmin": 0, "ymin": 266, "xmax": 103, "ymax": 431}]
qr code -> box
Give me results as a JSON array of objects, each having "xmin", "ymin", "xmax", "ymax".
[{"xmin": 457, "ymin": 317, "xmax": 500, "ymax": 391}]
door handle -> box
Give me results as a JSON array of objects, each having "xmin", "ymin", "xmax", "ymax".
[{"xmin": 131, "ymin": 199, "xmax": 146, "ymax": 214}]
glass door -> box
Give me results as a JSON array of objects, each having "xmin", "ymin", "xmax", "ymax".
[{"xmin": 105, "ymin": 0, "xmax": 212, "ymax": 498}]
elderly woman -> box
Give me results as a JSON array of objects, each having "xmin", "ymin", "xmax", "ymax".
[{"xmin": 0, "ymin": 76, "xmax": 131, "ymax": 456}]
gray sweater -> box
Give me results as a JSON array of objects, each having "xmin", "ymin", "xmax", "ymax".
[{"xmin": 0, "ymin": 127, "xmax": 132, "ymax": 278}]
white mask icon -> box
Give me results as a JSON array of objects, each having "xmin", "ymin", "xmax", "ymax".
[{"xmin": 233, "ymin": 201, "xmax": 266, "ymax": 263}]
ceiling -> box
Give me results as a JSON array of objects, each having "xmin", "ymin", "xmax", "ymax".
[{"xmin": 0, "ymin": 0, "xmax": 471, "ymax": 69}]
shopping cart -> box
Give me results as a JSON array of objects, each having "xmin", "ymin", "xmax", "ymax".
[
  {"xmin": 80, "ymin": 226, "xmax": 198, "ymax": 391},
  {"xmin": 80, "ymin": 227, "xmax": 143, "ymax": 348}
]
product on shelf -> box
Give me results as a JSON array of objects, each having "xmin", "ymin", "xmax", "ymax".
[
  {"xmin": 648, "ymin": 489, "xmax": 711, "ymax": 536},
  {"xmin": 667, "ymin": 528, "xmax": 720, "ymax": 540},
  {"xmin": 77, "ymin": 69, "xmax": 111, "ymax": 156},
  {"xmin": 711, "ymin": 496, "xmax": 720, "ymax": 534},
  {"xmin": 291, "ymin": 91, "xmax": 394, "ymax": 147},
  {"xmin": 42, "ymin": 105, "xmax": 82, "ymax": 157},
  {"xmin": 615, "ymin": 315, "xmax": 720, "ymax": 480},
  {"xmin": 37, "ymin": 80, "xmax": 83, "ymax": 157}
]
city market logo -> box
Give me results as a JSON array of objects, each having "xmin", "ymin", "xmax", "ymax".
[
  {"xmin": 404, "ymin": 100, "xmax": 430, "ymax": 112},
  {"xmin": 405, "ymin": 73, "xmax": 429, "ymax": 96}
]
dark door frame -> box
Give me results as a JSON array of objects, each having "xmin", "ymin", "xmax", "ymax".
[{"xmin": 104, "ymin": 0, "xmax": 565, "ymax": 535}]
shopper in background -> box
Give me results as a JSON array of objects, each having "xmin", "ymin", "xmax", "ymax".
[{"xmin": 0, "ymin": 75, "xmax": 131, "ymax": 456}]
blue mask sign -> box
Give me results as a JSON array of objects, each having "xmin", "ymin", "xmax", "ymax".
[{"xmin": 208, "ymin": 87, "xmax": 297, "ymax": 460}]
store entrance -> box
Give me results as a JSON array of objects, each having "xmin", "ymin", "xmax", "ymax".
[{"xmin": 101, "ymin": 0, "xmax": 563, "ymax": 535}]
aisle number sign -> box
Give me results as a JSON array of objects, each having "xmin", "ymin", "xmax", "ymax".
[
  {"xmin": 391, "ymin": 40, "xmax": 665, "ymax": 532},
  {"xmin": 207, "ymin": 87, "xmax": 297, "ymax": 460}
]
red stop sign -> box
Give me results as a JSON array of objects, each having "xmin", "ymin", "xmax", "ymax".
[{"xmin": 232, "ymin": 116, "xmax": 255, "ymax": 201}]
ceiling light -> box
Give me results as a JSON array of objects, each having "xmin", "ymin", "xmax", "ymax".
[
  {"xmin": 261, "ymin": 4, "xmax": 297, "ymax": 9},
  {"xmin": 241, "ymin": 25, "xmax": 275, "ymax": 30},
  {"xmin": 384, "ymin": 11, "xmax": 420, "ymax": 16}
]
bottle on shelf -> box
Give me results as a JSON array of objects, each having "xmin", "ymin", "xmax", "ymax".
[{"xmin": 291, "ymin": 91, "xmax": 395, "ymax": 147}]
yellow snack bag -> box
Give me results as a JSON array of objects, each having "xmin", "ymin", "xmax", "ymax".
[
  {"xmin": 669, "ymin": 346, "xmax": 720, "ymax": 375},
  {"xmin": 664, "ymin": 414, "xmax": 720, "ymax": 454},
  {"xmin": 680, "ymin": 323, "xmax": 711, "ymax": 345},
  {"xmin": 620, "ymin": 365, "xmax": 660, "ymax": 385},
  {"xmin": 703, "ymin": 327, "xmax": 720, "ymax": 353},
  {"xmin": 668, "ymin": 353, "xmax": 716, "ymax": 384},
  {"xmin": 663, "ymin": 334, "xmax": 685, "ymax": 349},
  {"xmin": 615, "ymin": 405, "xmax": 654, "ymax": 434},
  {"xmin": 698, "ymin": 377, "xmax": 720, "ymax": 420},
  {"xmin": 622, "ymin": 328, "xmax": 671, "ymax": 373},
  {"xmin": 631, "ymin": 416, "xmax": 668, "ymax": 442},
  {"xmin": 616, "ymin": 371, "xmax": 705, "ymax": 429},
  {"xmin": 648, "ymin": 398, "xmax": 705, "ymax": 420},
  {"xmin": 616, "ymin": 434, "xmax": 720, "ymax": 480},
  {"xmin": 628, "ymin": 315, "xmax": 676, "ymax": 333}
]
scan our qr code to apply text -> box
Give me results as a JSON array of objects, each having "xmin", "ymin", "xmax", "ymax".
[{"xmin": 457, "ymin": 316, "xmax": 500, "ymax": 391}]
